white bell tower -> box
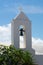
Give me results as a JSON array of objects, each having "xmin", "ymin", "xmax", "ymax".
[{"xmin": 11, "ymin": 11, "xmax": 35, "ymax": 54}]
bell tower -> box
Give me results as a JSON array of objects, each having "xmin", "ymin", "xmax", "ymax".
[{"xmin": 11, "ymin": 11, "xmax": 35, "ymax": 54}]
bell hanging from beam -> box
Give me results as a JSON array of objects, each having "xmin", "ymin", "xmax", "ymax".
[{"xmin": 19, "ymin": 28, "xmax": 25, "ymax": 36}]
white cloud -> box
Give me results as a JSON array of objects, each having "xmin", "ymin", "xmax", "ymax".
[
  {"xmin": 0, "ymin": 23, "xmax": 43, "ymax": 54},
  {"xmin": 22, "ymin": 5, "xmax": 43, "ymax": 14},
  {"xmin": 0, "ymin": 23, "xmax": 11, "ymax": 46},
  {"xmin": 32, "ymin": 37, "xmax": 43, "ymax": 54},
  {"xmin": 0, "ymin": 5, "xmax": 43, "ymax": 14}
]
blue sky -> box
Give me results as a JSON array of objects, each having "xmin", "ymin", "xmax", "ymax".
[
  {"xmin": 0, "ymin": 0, "xmax": 43, "ymax": 54},
  {"xmin": 0, "ymin": 0, "xmax": 43, "ymax": 39}
]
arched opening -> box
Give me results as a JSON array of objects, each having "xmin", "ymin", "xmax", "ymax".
[{"xmin": 19, "ymin": 25, "xmax": 26, "ymax": 48}]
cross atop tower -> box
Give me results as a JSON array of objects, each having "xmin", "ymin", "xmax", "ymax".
[{"xmin": 18, "ymin": 7, "xmax": 23, "ymax": 12}]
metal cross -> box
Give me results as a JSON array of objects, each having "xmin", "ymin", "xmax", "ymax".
[{"xmin": 19, "ymin": 7, "xmax": 23, "ymax": 12}]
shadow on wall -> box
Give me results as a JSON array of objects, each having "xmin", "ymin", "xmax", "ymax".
[{"xmin": 35, "ymin": 55, "xmax": 43, "ymax": 65}]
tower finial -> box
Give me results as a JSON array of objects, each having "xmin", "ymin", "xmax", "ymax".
[{"xmin": 18, "ymin": 7, "xmax": 23, "ymax": 12}]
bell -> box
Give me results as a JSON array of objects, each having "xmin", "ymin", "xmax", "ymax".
[
  {"xmin": 20, "ymin": 31, "xmax": 23, "ymax": 36},
  {"xmin": 19, "ymin": 28, "xmax": 24, "ymax": 36}
]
